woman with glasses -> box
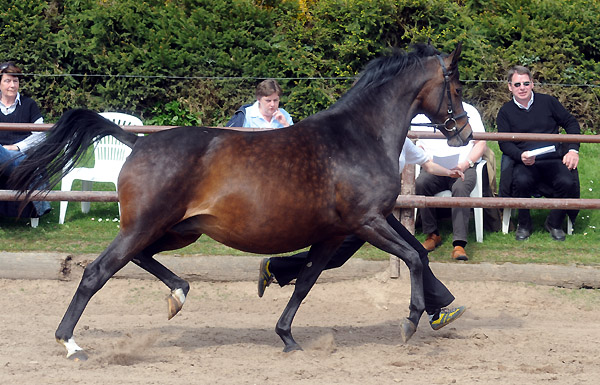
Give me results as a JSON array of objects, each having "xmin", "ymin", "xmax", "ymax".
[
  {"xmin": 496, "ymin": 65, "xmax": 580, "ymax": 242},
  {"xmin": 0, "ymin": 62, "xmax": 45, "ymax": 171}
]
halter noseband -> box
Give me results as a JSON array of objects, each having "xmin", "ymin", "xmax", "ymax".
[{"xmin": 411, "ymin": 55, "xmax": 469, "ymax": 139}]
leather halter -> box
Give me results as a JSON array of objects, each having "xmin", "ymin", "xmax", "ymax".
[{"xmin": 411, "ymin": 55, "xmax": 469, "ymax": 140}]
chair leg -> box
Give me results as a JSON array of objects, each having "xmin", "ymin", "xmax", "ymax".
[
  {"xmin": 81, "ymin": 180, "xmax": 92, "ymax": 213},
  {"xmin": 59, "ymin": 201, "xmax": 68, "ymax": 225},
  {"xmin": 502, "ymin": 208, "xmax": 512, "ymax": 234},
  {"xmin": 474, "ymin": 207, "xmax": 483, "ymax": 243},
  {"xmin": 60, "ymin": 176, "xmax": 76, "ymax": 224},
  {"xmin": 472, "ymin": 160, "xmax": 485, "ymax": 242}
]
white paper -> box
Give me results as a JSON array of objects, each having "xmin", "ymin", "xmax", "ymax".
[
  {"xmin": 432, "ymin": 154, "xmax": 460, "ymax": 169},
  {"xmin": 528, "ymin": 145, "xmax": 556, "ymax": 157}
]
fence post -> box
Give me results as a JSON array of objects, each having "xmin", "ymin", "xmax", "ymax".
[{"xmin": 390, "ymin": 163, "xmax": 416, "ymax": 278}]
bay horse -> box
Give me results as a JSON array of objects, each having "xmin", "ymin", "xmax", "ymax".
[{"xmin": 9, "ymin": 43, "xmax": 472, "ymax": 361}]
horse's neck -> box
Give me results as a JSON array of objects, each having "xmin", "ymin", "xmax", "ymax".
[
  {"xmin": 325, "ymin": 73, "xmax": 428, "ymax": 164},
  {"xmin": 379, "ymin": 79, "xmax": 430, "ymax": 161},
  {"xmin": 360, "ymin": 98, "xmax": 419, "ymax": 164}
]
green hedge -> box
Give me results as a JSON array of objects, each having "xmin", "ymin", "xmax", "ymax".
[{"xmin": 1, "ymin": 0, "xmax": 598, "ymax": 132}]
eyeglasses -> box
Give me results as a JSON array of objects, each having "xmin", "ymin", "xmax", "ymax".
[
  {"xmin": 0, "ymin": 62, "xmax": 15, "ymax": 73},
  {"xmin": 510, "ymin": 81, "xmax": 531, "ymax": 87},
  {"xmin": 0, "ymin": 61, "xmax": 15, "ymax": 72}
]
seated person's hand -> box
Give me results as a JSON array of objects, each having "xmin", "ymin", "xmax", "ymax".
[
  {"xmin": 2, "ymin": 144, "xmax": 19, "ymax": 151},
  {"xmin": 562, "ymin": 150, "xmax": 579, "ymax": 170},
  {"xmin": 272, "ymin": 110, "xmax": 289, "ymax": 127},
  {"xmin": 521, "ymin": 151, "xmax": 536, "ymax": 166},
  {"xmin": 449, "ymin": 167, "xmax": 465, "ymax": 181}
]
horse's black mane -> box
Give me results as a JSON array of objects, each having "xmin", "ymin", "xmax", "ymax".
[{"xmin": 346, "ymin": 43, "xmax": 442, "ymax": 96}]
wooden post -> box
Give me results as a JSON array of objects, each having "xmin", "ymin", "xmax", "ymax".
[
  {"xmin": 400, "ymin": 164, "xmax": 416, "ymax": 234},
  {"xmin": 390, "ymin": 163, "xmax": 416, "ymax": 278}
]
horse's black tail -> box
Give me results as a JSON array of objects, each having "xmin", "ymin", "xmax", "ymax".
[{"xmin": 6, "ymin": 108, "xmax": 140, "ymax": 204}]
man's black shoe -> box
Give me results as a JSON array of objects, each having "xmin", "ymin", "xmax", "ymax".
[
  {"xmin": 515, "ymin": 225, "xmax": 531, "ymax": 241},
  {"xmin": 545, "ymin": 220, "xmax": 566, "ymax": 241}
]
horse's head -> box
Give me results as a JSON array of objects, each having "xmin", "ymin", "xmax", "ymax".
[{"xmin": 416, "ymin": 42, "xmax": 473, "ymax": 147}]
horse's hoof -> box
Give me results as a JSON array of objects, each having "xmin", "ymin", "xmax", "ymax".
[
  {"xmin": 59, "ymin": 337, "xmax": 87, "ymax": 362},
  {"xmin": 400, "ymin": 318, "xmax": 417, "ymax": 342},
  {"xmin": 167, "ymin": 294, "xmax": 184, "ymax": 320},
  {"xmin": 67, "ymin": 350, "xmax": 89, "ymax": 362},
  {"xmin": 166, "ymin": 288, "xmax": 186, "ymax": 320},
  {"xmin": 283, "ymin": 343, "xmax": 303, "ymax": 353}
]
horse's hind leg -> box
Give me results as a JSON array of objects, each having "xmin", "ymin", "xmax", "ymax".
[
  {"xmin": 55, "ymin": 233, "xmax": 150, "ymax": 361},
  {"xmin": 276, "ymin": 238, "xmax": 343, "ymax": 352},
  {"xmin": 132, "ymin": 222, "xmax": 203, "ymax": 319}
]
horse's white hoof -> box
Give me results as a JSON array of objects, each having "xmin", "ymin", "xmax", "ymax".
[{"xmin": 60, "ymin": 337, "xmax": 88, "ymax": 361}]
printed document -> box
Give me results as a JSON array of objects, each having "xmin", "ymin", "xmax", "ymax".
[
  {"xmin": 432, "ymin": 154, "xmax": 460, "ymax": 169},
  {"xmin": 528, "ymin": 145, "xmax": 556, "ymax": 157}
]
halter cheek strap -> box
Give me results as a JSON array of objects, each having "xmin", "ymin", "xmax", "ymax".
[{"xmin": 412, "ymin": 55, "xmax": 468, "ymax": 140}]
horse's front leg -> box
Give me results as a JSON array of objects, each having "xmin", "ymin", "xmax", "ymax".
[
  {"xmin": 275, "ymin": 238, "xmax": 343, "ymax": 352},
  {"xmin": 356, "ymin": 216, "xmax": 425, "ymax": 342}
]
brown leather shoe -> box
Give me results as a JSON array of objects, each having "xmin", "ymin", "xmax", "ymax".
[
  {"xmin": 422, "ymin": 233, "xmax": 442, "ymax": 251},
  {"xmin": 451, "ymin": 246, "xmax": 469, "ymax": 261}
]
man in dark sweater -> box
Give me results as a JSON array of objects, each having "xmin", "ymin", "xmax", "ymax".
[{"xmin": 496, "ymin": 65, "xmax": 580, "ymax": 241}]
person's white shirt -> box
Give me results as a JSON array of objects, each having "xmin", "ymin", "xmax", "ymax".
[
  {"xmin": 411, "ymin": 102, "xmax": 485, "ymax": 167},
  {"xmin": 399, "ymin": 137, "xmax": 429, "ymax": 172},
  {"xmin": 243, "ymin": 101, "xmax": 293, "ymax": 129}
]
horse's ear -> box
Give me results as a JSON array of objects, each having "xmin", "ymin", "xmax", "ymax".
[
  {"xmin": 427, "ymin": 38, "xmax": 433, "ymax": 47},
  {"xmin": 450, "ymin": 41, "xmax": 463, "ymax": 69}
]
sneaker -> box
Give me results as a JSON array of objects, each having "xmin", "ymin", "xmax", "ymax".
[
  {"xmin": 257, "ymin": 258, "xmax": 273, "ymax": 298},
  {"xmin": 429, "ymin": 306, "xmax": 466, "ymax": 330},
  {"xmin": 422, "ymin": 233, "xmax": 442, "ymax": 251},
  {"xmin": 451, "ymin": 246, "xmax": 468, "ymax": 261}
]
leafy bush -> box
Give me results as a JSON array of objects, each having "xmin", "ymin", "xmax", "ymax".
[
  {"xmin": 1, "ymin": 0, "xmax": 598, "ymax": 132},
  {"xmin": 145, "ymin": 101, "xmax": 202, "ymax": 126}
]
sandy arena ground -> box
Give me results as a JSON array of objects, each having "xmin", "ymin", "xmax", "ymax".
[{"xmin": 1, "ymin": 269, "xmax": 599, "ymax": 384}]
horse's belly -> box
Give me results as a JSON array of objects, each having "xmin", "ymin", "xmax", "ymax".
[
  {"xmin": 197, "ymin": 209, "xmax": 337, "ymax": 255},
  {"xmin": 211, "ymin": 233, "xmax": 313, "ymax": 255},
  {"xmin": 183, "ymin": 179, "xmax": 345, "ymax": 254}
]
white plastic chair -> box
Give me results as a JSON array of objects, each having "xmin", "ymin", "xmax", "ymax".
[
  {"xmin": 502, "ymin": 208, "xmax": 573, "ymax": 235},
  {"xmin": 414, "ymin": 160, "xmax": 487, "ymax": 243},
  {"xmin": 59, "ymin": 112, "xmax": 143, "ymax": 224}
]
